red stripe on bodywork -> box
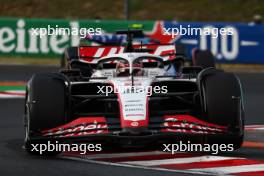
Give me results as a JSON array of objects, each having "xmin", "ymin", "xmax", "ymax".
[{"xmin": 78, "ymin": 44, "xmax": 176, "ymax": 62}]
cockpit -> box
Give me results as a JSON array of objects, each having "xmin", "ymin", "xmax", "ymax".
[{"xmin": 92, "ymin": 54, "xmax": 165, "ymax": 78}]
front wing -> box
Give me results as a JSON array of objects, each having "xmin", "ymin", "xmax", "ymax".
[{"xmin": 30, "ymin": 115, "xmax": 238, "ymax": 144}]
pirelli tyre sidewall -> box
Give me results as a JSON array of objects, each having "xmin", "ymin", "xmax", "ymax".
[
  {"xmin": 24, "ymin": 73, "xmax": 68, "ymax": 155},
  {"xmin": 198, "ymin": 68, "xmax": 245, "ymax": 150}
]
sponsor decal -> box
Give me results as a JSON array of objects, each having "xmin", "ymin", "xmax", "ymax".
[
  {"xmin": 162, "ymin": 115, "xmax": 227, "ymax": 134},
  {"xmin": 42, "ymin": 117, "xmax": 108, "ymax": 137},
  {"xmin": 145, "ymin": 21, "xmax": 179, "ymax": 43},
  {"xmin": 0, "ymin": 18, "xmax": 263, "ymax": 63},
  {"xmin": 79, "ymin": 44, "xmax": 176, "ymax": 63},
  {"xmin": 110, "ymin": 78, "xmax": 150, "ymax": 128},
  {"xmin": 131, "ymin": 121, "xmax": 139, "ymax": 127}
]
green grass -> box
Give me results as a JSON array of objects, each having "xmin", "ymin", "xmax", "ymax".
[
  {"xmin": 0, "ymin": 56, "xmax": 59, "ymax": 65},
  {"xmin": 0, "ymin": 0, "xmax": 263, "ymax": 22},
  {"xmin": 0, "ymin": 85, "xmax": 25, "ymax": 91}
]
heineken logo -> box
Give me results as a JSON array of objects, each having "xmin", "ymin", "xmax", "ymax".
[{"xmin": 0, "ymin": 19, "xmax": 101, "ymax": 55}]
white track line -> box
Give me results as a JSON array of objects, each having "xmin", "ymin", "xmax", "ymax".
[
  {"xmin": 245, "ymin": 125, "xmax": 264, "ymax": 131},
  {"xmin": 0, "ymin": 94, "xmax": 25, "ymax": 98},
  {"xmin": 120, "ymin": 155, "xmax": 241, "ymax": 166},
  {"xmin": 189, "ymin": 164, "xmax": 264, "ymax": 174},
  {"xmin": 246, "ymin": 125, "xmax": 264, "ymax": 128},
  {"xmin": 3, "ymin": 90, "xmax": 25, "ymax": 93}
]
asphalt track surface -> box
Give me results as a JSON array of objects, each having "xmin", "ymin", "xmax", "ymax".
[{"xmin": 0, "ymin": 65, "xmax": 264, "ymax": 176}]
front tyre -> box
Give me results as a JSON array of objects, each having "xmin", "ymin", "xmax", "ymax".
[
  {"xmin": 199, "ymin": 69, "xmax": 245, "ymax": 150},
  {"xmin": 24, "ymin": 73, "xmax": 68, "ymax": 155}
]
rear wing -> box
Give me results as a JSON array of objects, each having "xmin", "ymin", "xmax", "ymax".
[{"xmin": 75, "ymin": 44, "xmax": 177, "ymax": 63}]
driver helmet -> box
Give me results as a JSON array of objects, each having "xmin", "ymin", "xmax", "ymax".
[{"xmin": 116, "ymin": 61, "xmax": 144, "ymax": 76}]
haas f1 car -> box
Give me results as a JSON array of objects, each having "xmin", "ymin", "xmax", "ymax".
[{"xmin": 24, "ymin": 30, "xmax": 245, "ymax": 155}]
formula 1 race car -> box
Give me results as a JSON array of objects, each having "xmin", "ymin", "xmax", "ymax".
[{"xmin": 24, "ymin": 30, "xmax": 245, "ymax": 155}]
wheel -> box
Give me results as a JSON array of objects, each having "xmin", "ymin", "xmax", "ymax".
[
  {"xmin": 60, "ymin": 47, "xmax": 79, "ymax": 69},
  {"xmin": 199, "ymin": 69, "xmax": 245, "ymax": 150},
  {"xmin": 24, "ymin": 73, "xmax": 67, "ymax": 155},
  {"xmin": 192, "ymin": 49, "xmax": 215, "ymax": 69}
]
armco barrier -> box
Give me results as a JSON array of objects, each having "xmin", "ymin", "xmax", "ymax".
[{"xmin": 0, "ymin": 18, "xmax": 263, "ymax": 63}]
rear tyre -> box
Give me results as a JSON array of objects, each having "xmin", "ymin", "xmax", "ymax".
[
  {"xmin": 24, "ymin": 73, "xmax": 67, "ymax": 155},
  {"xmin": 192, "ymin": 49, "xmax": 215, "ymax": 69},
  {"xmin": 199, "ymin": 69, "xmax": 244, "ymax": 150}
]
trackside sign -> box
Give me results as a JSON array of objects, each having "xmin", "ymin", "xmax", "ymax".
[
  {"xmin": 0, "ymin": 19, "xmax": 80, "ymax": 57},
  {"xmin": 0, "ymin": 18, "xmax": 154, "ymax": 57},
  {"xmin": 0, "ymin": 18, "xmax": 264, "ymax": 63}
]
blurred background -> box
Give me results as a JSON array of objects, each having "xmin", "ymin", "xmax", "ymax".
[
  {"xmin": 0, "ymin": 0, "xmax": 264, "ymax": 21},
  {"xmin": 0, "ymin": 0, "xmax": 263, "ymax": 70}
]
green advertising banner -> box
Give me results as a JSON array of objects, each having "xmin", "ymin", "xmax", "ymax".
[
  {"xmin": 2, "ymin": 18, "xmax": 264, "ymax": 64},
  {"xmin": 0, "ymin": 18, "xmax": 154, "ymax": 58}
]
